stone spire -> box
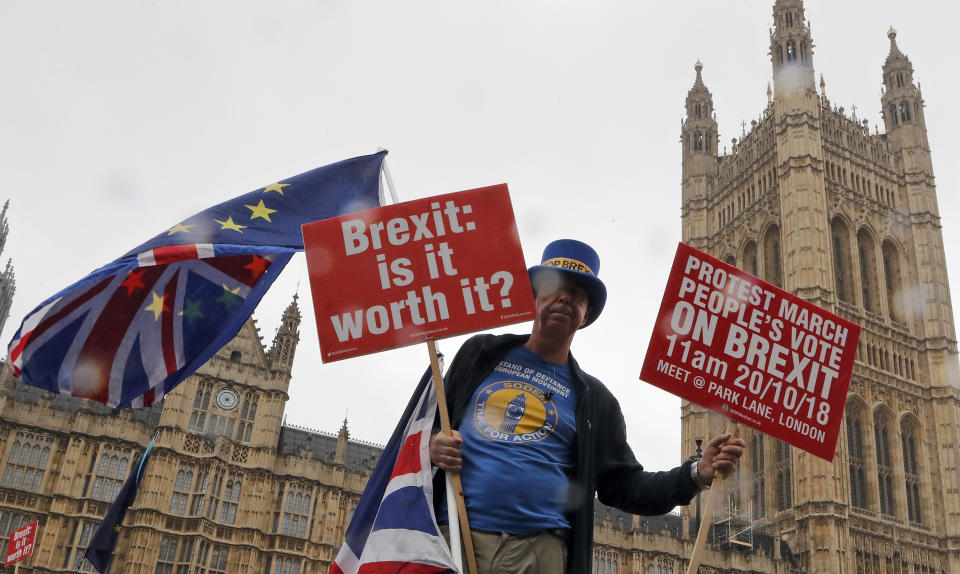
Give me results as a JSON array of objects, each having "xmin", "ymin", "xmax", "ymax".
[
  {"xmin": 267, "ymin": 293, "xmax": 301, "ymax": 373},
  {"xmin": 334, "ymin": 417, "xmax": 349, "ymax": 466},
  {"xmin": 819, "ymin": 74, "xmax": 830, "ymax": 108},
  {"xmin": 769, "ymin": 0, "xmax": 816, "ymax": 95},
  {"xmin": 682, "ymin": 60, "xmax": 719, "ymax": 161},
  {"xmin": 0, "ymin": 200, "xmax": 14, "ymax": 337},
  {"xmin": 881, "ymin": 27, "xmax": 925, "ymax": 134},
  {"xmin": 681, "ymin": 61, "xmax": 719, "ymax": 252}
]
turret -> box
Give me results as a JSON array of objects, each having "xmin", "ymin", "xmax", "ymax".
[
  {"xmin": 681, "ymin": 60, "xmax": 718, "ymax": 173},
  {"xmin": 0, "ymin": 200, "xmax": 9, "ymax": 256},
  {"xmin": 769, "ymin": 0, "xmax": 815, "ymax": 96},
  {"xmin": 334, "ymin": 417, "xmax": 349, "ymax": 466},
  {"xmin": 267, "ymin": 294, "xmax": 301, "ymax": 373},
  {"xmin": 0, "ymin": 201, "xmax": 13, "ymax": 336},
  {"xmin": 680, "ymin": 61, "xmax": 718, "ymax": 250},
  {"xmin": 880, "ymin": 28, "xmax": 927, "ymax": 147}
]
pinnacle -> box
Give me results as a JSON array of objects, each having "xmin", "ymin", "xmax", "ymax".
[
  {"xmin": 687, "ymin": 60, "xmax": 712, "ymax": 101},
  {"xmin": 884, "ymin": 27, "xmax": 910, "ymax": 68}
]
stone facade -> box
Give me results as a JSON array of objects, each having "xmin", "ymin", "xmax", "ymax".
[
  {"xmin": 2, "ymin": 2, "xmax": 959, "ymax": 573},
  {"xmin": 0, "ymin": 296, "xmax": 383, "ymax": 573},
  {"xmin": 679, "ymin": 1, "xmax": 960, "ymax": 573}
]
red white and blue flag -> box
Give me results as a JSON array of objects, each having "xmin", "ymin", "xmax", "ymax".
[
  {"xmin": 331, "ymin": 368, "xmax": 456, "ymax": 574},
  {"xmin": 7, "ymin": 151, "xmax": 386, "ymax": 407}
]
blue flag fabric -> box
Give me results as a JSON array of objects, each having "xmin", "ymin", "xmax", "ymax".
[
  {"xmin": 85, "ymin": 432, "xmax": 158, "ymax": 573},
  {"xmin": 331, "ymin": 367, "xmax": 456, "ymax": 574},
  {"xmin": 8, "ymin": 151, "xmax": 386, "ymax": 407}
]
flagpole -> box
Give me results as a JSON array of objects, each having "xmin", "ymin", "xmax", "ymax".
[
  {"xmin": 427, "ymin": 339, "xmax": 479, "ymax": 574},
  {"xmin": 446, "ymin": 477, "xmax": 462, "ymax": 573},
  {"xmin": 685, "ymin": 422, "xmax": 736, "ymax": 574},
  {"xmin": 376, "ymin": 153, "xmax": 474, "ymax": 572},
  {"xmin": 377, "ymin": 147, "xmax": 399, "ymax": 204},
  {"xmin": 432, "ymin": 347, "xmax": 463, "ymax": 571}
]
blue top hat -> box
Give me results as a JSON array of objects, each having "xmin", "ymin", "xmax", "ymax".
[{"xmin": 527, "ymin": 239, "xmax": 607, "ymax": 327}]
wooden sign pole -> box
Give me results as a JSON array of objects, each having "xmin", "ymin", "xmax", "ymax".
[
  {"xmin": 685, "ymin": 423, "xmax": 736, "ymax": 574},
  {"xmin": 427, "ymin": 339, "xmax": 478, "ymax": 574}
]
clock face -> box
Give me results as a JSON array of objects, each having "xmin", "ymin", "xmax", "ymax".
[{"xmin": 215, "ymin": 388, "xmax": 240, "ymax": 411}]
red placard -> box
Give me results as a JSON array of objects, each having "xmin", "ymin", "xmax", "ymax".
[
  {"xmin": 5, "ymin": 520, "xmax": 38, "ymax": 567},
  {"xmin": 640, "ymin": 243, "xmax": 860, "ymax": 461},
  {"xmin": 304, "ymin": 184, "xmax": 535, "ymax": 362}
]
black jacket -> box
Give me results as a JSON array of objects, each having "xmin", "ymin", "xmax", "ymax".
[{"xmin": 432, "ymin": 333, "xmax": 700, "ymax": 574}]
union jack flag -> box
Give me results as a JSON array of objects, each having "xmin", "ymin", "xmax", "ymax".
[
  {"xmin": 7, "ymin": 151, "xmax": 386, "ymax": 407},
  {"xmin": 331, "ymin": 368, "xmax": 456, "ymax": 574}
]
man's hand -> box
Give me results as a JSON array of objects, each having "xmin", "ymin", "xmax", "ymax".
[
  {"xmin": 696, "ymin": 433, "xmax": 746, "ymax": 485},
  {"xmin": 429, "ymin": 430, "xmax": 463, "ymax": 472}
]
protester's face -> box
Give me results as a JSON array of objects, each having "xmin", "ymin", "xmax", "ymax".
[{"xmin": 532, "ymin": 273, "xmax": 591, "ymax": 337}]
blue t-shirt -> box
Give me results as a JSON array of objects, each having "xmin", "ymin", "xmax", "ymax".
[{"xmin": 439, "ymin": 344, "xmax": 577, "ymax": 534}]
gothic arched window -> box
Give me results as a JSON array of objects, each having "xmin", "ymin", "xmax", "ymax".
[
  {"xmin": 831, "ymin": 218, "xmax": 853, "ymax": 304},
  {"xmin": 694, "ymin": 132, "xmax": 703, "ymax": 151},
  {"xmin": 1, "ymin": 434, "xmax": 52, "ymax": 493},
  {"xmin": 763, "ymin": 225, "xmax": 783, "ymax": 288},
  {"xmin": 751, "ymin": 433, "xmax": 766, "ymax": 519},
  {"xmin": 279, "ymin": 486, "xmax": 313, "ymax": 537},
  {"xmin": 170, "ymin": 465, "xmax": 194, "ymax": 515},
  {"xmin": 91, "ymin": 448, "xmax": 130, "ymax": 502},
  {"xmin": 857, "ymin": 229, "xmax": 880, "ymax": 313},
  {"xmin": 742, "ymin": 241, "xmax": 758, "ymax": 277},
  {"xmin": 882, "ymin": 241, "xmax": 904, "ymax": 323},
  {"xmin": 874, "ymin": 410, "xmax": 896, "ymax": 517},
  {"xmin": 695, "ymin": 103, "xmax": 701, "ymax": 118},
  {"xmin": 190, "ymin": 382, "xmax": 213, "ymax": 432},
  {"xmin": 786, "ymin": 40, "xmax": 797, "ymax": 62},
  {"xmin": 775, "ymin": 440, "xmax": 792, "ymax": 511},
  {"xmin": 236, "ymin": 393, "xmax": 258, "ymax": 443},
  {"xmin": 845, "ymin": 402, "xmax": 868, "ymax": 508},
  {"xmin": 901, "ymin": 418, "xmax": 923, "ymax": 524},
  {"xmin": 888, "ymin": 104, "xmax": 898, "ymax": 126},
  {"xmin": 899, "ymin": 101, "xmax": 911, "ymax": 122}
]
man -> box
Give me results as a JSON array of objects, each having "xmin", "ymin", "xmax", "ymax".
[{"xmin": 430, "ymin": 239, "xmax": 745, "ymax": 574}]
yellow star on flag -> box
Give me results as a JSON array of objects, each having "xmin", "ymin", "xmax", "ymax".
[
  {"xmin": 179, "ymin": 298, "xmax": 205, "ymax": 325},
  {"xmin": 167, "ymin": 222, "xmax": 195, "ymax": 235},
  {"xmin": 217, "ymin": 284, "xmax": 243, "ymax": 310},
  {"xmin": 263, "ymin": 182, "xmax": 289, "ymax": 195},
  {"xmin": 144, "ymin": 292, "xmax": 169, "ymax": 321},
  {"xmin": 245, "ymin": 200, "xmax": 277, "ymax": 223},
  {"xmin": 214, "ymin": 216, "xmax": 247, "ymax": 232}
]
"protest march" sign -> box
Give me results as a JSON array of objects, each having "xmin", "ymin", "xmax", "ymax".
[
  {"xmin": 640, "ymin": 243, "xmax": 860, "ymax": 461},
  {"xmin": 304, "ymin": 184, "xmax": 536, "ymax": 362},
  {"xmin": 4, "ymin": 520, "xmax": 38, "ymax": 567}
]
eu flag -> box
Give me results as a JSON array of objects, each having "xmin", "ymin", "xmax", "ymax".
[
  {"xmin": 85, "ymin": 432, "xmax": 157, "ymax": 573},
  {"xmin": 8, "ymin": 151, "xmax": 386, "ymax": 407}
]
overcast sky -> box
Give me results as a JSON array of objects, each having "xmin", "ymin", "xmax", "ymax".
[{"xmin": 2, "ymin": 1, "xmax": 957, "ymax": 471}]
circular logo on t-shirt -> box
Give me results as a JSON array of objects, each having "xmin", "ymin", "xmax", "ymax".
[{"xmin": 474, "ymin": 380, "xmax": 559, "ymax": 443}]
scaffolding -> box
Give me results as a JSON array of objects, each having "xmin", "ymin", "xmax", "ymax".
[{"xmin": 710, "ymin": 498, "xmax": 754, "ymax": 548}]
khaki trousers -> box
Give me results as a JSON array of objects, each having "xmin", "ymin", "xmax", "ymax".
[{"xmin": 440, "ymin": 525, "xmax": 567, "ymax": 574}]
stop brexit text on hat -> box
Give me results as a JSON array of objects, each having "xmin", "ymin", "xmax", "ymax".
[
  {"xmin": 304, "ymin": 184, "xmax": 536, "ymax": 362},
  {"xmin": 640, "ymin": 243, "xmax": 860, "ymax": 461}
]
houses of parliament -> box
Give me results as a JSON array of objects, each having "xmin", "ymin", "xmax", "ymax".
[{"xmin": 1, "ymin": 0, "xmax": 958, "ymax": 572}]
